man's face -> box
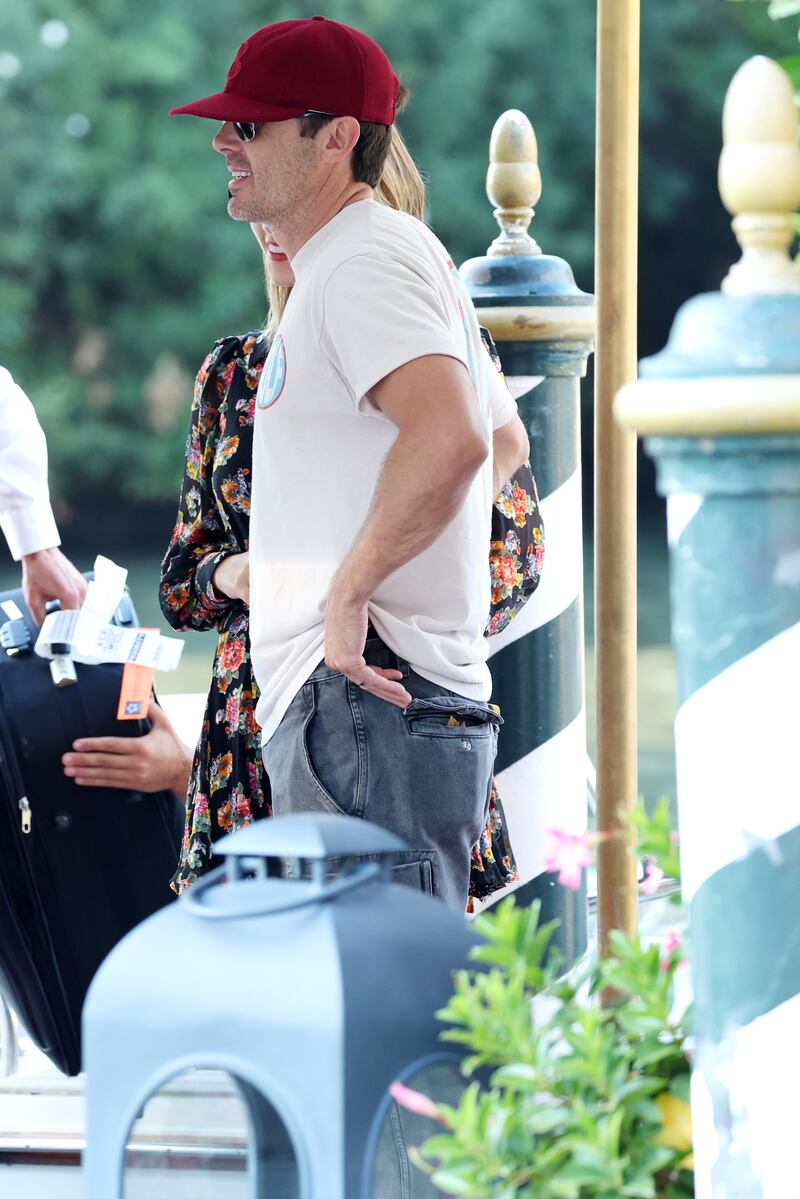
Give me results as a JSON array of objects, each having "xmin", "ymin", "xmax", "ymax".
[{"xmin": 212, "ymin": 119, "xmax": 318, "ymax": 227}]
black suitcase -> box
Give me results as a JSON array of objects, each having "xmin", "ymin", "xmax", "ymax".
[{"xmin": 0, "ymin": 584, "xmax": 183, "ymax": 1075}]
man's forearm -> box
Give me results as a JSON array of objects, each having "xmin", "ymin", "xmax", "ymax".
[{"xmin": 333, "ymin": 429, "xmax": 487, "ymax": 603}]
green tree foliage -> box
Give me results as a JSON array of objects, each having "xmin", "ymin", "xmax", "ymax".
[{"xmin": 0, "ymin": 0, "xmax": 794, "ymax": 515}]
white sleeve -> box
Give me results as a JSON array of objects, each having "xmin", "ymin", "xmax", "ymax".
[
  {"xmin": 484, "ymin": 348, "xmax": 519, "ymax": 431},
  {"xmin": 0, "ymin": 367, "xmax": 60, "ymax": 560},
  {"xmin": 320, "ymin": 254, "xmax": 469, "ymax": 411}
]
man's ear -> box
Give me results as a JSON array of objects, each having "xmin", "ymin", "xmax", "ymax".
[{"xmin": 320, "ymin": 116, "xmax": 361, "ymax": 162}]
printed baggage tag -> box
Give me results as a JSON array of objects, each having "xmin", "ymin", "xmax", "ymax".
[
  {"xmin": 1, "ymin": 599, "xmax": 24, "ymax": 621},
  {"xmin": 117, "ymin": 628, "xmax": 156, "ymax": 720}
]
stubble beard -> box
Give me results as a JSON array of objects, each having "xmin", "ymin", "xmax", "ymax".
[
  {"xmin": 227, "ymin": 188, "xmax": 272, "ymax": 224},
  {"xmin": 227, "ymin": 141, "xmax": 314, "ymax": 229},
  {"xmin": 227, "ymin": 180, "xmax": 302, "ymax": 231}
]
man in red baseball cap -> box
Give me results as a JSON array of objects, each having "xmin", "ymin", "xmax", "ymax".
[
  {"xmin": 170, "ymin": 15, "xmax": 399, "ymax": 127},
  {"xmin": 171, "ymin": 16, "xmax": 402, "ymax": 230},
  {"xmin": 170, "ymin": 17, "xmax": 523, "ymax": 915}
]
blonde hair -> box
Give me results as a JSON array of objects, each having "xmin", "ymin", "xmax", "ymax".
[{"xmin": 264, "ymin": 123, "xmax": 426, "ymax": 338}]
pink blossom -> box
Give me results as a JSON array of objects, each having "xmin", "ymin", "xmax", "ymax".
[
  {"xmin": 543, "ymin": 829, "xmax": 598, "ymax": 890},
  {"xmin": 640, "ymin": 858, "xmax": 665, "ymax": 896},
  {"xmin": 660, "ymin": 931, "xmax": 685, "ymax": 973},
  {"xmin": 234, "ymin": 792, "xmax": 252, "ymax": 818},
  {"xmin": 389, "ymin": 1081, "xmax": 447, "ymax": 1125},
  {"xmin": 670, "ymin": 830, "xmax": 680, "ymax": 848}
]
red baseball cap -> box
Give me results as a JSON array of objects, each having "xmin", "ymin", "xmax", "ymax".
[{"xmin": 169, "ymin": 15, "xmax": 398, "ymax": 126}]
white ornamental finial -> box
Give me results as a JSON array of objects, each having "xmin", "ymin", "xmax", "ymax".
[
  {"xmin": 486, "ymin": 109, "xmax": 542, "ymax": 257},
  {"xmin": 718, "ymin": 55, "xmax": 800, "ymax": 294}
]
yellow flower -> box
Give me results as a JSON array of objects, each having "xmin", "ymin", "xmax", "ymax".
[{"xmin": 655, "ymin": 1093, "xmax": 694, "ymax": 1170}]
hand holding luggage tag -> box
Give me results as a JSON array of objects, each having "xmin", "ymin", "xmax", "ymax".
[{"xmin": 35, "ymin": 555, "xmax": 184, "ymax": 673}]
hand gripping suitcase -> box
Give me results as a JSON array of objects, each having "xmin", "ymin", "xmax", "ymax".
[{"xmin": 0, "ymin": 584, "xmax": 183, "ymax": 1075}]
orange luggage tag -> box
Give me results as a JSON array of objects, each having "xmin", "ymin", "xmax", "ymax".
[{"xmin": 116, "ymin": 629, "xmax": 156, "ymax": 720}]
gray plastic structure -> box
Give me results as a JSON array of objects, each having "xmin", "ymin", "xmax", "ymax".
[{"xmin": 83, "ymin": 813, "xmax": 480, "ymax": 1198}]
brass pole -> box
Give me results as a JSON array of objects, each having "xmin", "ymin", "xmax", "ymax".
[{"xmin": 594, "ymin": 0, "xmax": 640, "ymax": 952}]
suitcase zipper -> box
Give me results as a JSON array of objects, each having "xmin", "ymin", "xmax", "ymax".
[
  {"xmin": 0, "ymin": 709, "xmax": 34, "ymax": 838},
  {"xmin": 18, "ymin": 796, "xmax": 32, "ymax": 834}
]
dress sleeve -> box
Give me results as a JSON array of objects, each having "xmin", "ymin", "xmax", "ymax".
[
  {"xmin": 478, "ymin": 327, "xmax": 519, "ymax": 432},
  {"xmin": 159, "ymin": 338, "xmax": 243, "ymax": 632}
]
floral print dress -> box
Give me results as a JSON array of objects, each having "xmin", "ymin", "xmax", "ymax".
[
  {"xmin": 160, "ymin": 333, "xmax": 270, "ymax": 893},
  {"xmin": 160, "ymin": 332, "xmax": 519, "ymax": 902}
]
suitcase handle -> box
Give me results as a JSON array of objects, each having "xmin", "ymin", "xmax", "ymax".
[{"xmin": 182, "ymin": 858, "xmax": 382, "ymax": 920}]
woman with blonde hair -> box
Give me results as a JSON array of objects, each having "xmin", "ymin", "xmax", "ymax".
[{"xmin": 160, "ymin": 122, "xmax": 534, "ymax": 903}]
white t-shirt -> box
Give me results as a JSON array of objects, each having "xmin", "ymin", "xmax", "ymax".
[
  {"xmin": 0, "ymin": 367, "xmax": 60, "ymax": 560},
  {"xmin": 250, "ymin": 199, "xmax": 517, "ymax": 744}
]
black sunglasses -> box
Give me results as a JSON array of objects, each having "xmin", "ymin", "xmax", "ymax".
[
  {"xmin": 232, "ymin": 111, "xmax": 339, "ymax": 142},
  {"xmin": 233, "ymin": 121, "xmax": 257, "ymax": 142}
]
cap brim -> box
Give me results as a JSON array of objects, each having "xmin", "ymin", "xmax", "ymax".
[{"xmin": 169, "ymin": 90, "xmax": 308, "ymax": 122}]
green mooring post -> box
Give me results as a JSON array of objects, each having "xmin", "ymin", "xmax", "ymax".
[
  {"xmin": 461, "ymin": 110, "xmax": 594, "ymax": 964},
  {"xmin": 616, "ymin": 57, "xmax": 800, "ymax": 1197}
]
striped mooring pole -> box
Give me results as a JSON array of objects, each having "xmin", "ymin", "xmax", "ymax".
[
  {"xmin": 616, "ymin": 57, "xmax": 800, "ymax": 1197},
  {"xmin": 461, "ymin": 110, "xmax": 594, "ymax": 963}
]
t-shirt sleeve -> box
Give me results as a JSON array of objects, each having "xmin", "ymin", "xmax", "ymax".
[
  {"xmin": 320, "ymin": 254, "xmax": 470, "ymax": 411},
  {"xmin": 484, "ymin": 348, "xmax": 518, "ymax": 431}
]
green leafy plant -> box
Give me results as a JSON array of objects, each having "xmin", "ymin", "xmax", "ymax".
[{"xmin": 392, "ymin": 808, "xmax": 693, "ymax": 1198}]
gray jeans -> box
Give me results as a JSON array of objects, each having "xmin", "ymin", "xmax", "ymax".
[{"xmin": 264, "ymin": 632, "xmax": 500, "ymax": 910}]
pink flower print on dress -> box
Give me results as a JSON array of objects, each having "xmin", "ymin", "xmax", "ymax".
[
  {"xmin": 234, "ymin": 788, "xmax": 252, "ymax": 822},
  {"xmin": 224, "ymin": 690, "xmax": 240, "ymax": 730}
]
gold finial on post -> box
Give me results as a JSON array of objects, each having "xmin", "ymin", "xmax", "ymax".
[
  {"xmin": 719, "ymin": 56, "xmax": 800, "ymax": 294},
  {"xmin": 486, "ymin": 109, "xmax": 542, "ymax": 256}
]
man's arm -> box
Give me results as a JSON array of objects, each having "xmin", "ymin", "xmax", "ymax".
[{"xmin": 324, "ymin": 354, "xmax": 488, "ymax": 706}]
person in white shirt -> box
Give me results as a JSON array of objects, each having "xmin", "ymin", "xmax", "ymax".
[
  {"xmin": 0, "ymin": 366, "xmax": 86, "ymax": 623},
  {"xmin": 169, "ymin": 16, "xmax": 520, "ymax": 909},
  {"xmin": 65, "ymin": 160, "xmax": 528, "ymax": 912}
]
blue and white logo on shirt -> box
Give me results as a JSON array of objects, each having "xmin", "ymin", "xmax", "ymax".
[{"xmin": 258, "ymin": 334, "xmax": 287, "ymax": 409}]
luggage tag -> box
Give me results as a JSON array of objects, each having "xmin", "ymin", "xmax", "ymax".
[
  {"xmin": 117, "ymin": 629, "xmax": 156, "ymax": 720},
  {"xmin": 35, "ymin": 556, "xmax": 184, "ymax": 672}
]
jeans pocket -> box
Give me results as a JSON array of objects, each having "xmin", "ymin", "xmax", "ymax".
[
  {"xmin": 301, "ymin": 676, "xmax": 365, "ymax": 817},
  {"xmin": 391, "ymin": 852, "xmax": 436, "ymax": 895},
  {"xmin": 403, "ymin": 696, "xmax": 503, "ymax": 740}
]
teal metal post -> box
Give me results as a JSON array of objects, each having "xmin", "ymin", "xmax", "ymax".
[
  {"xmin": 616, "ymin": 57, "xmax": 800, "ymax": 1198},
  {"xmin": 461, "ymin": 110, "xmax": 594, "ymax": 963}
]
